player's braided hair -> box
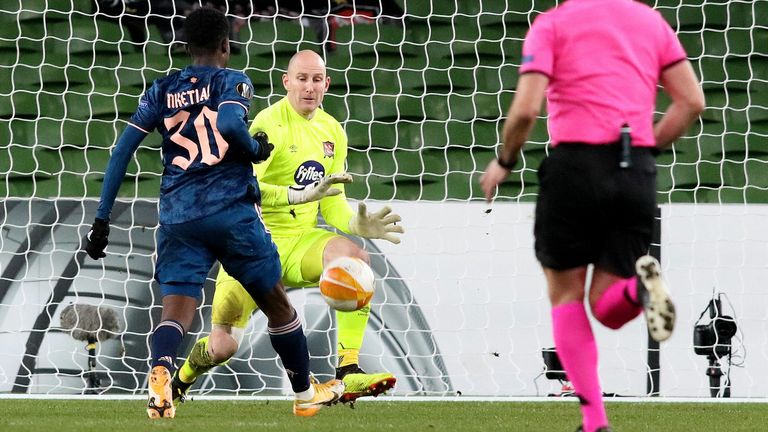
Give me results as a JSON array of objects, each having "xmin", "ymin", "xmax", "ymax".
[{"xmin": 184, "ymin": 7, "xmax": 230, "ymax": 56}]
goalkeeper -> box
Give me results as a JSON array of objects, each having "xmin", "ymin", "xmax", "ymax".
[{"xmin": 174, "ymin": 50, "xmax": 403, "ymax": 404}]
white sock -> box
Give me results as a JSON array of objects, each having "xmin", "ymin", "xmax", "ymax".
[{"xmin": 295, "ymin": 384, "xmax": 315, "ymax": 401}]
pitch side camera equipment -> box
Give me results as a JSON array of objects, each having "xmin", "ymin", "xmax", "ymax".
[
  {"xmin": 535, "ymin": 347, "xmax": 576, "ymax": 397},
  {"xmin": 542, "ymin": 347, "xmax": 567, "ymax": 381},
  {"xmin": 60, "ymin": 303, "xmax": 120, "ymax": 394},
  {"xmin": 693, "ymin": 294, "xmax": 738, "ymax": 398}
]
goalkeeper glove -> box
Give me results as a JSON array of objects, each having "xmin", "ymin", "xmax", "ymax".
[
  {"xmin": 252, "ymin": 131, "xmax": 274, "ymax": 163},
  {"xmin": 348, "ymin": 202, "xmax": 404, "ymax": 245},
  {"xmin": 85, "ymin": 218, "xmax": 110, "ymax": 260},
  {"xmin": 287, "ymin": 173, "xmax": 353, "ymax": 205}
]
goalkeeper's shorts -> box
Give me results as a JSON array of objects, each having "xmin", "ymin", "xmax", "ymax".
[
  {"xmin": 533, "ymin": 144, "xmax": 656, "ymax": 277},
  {"xmin": 155, "ymin": 200, "xmax": 280, "ymax": 300},
  {"xmin": 212, "ymin": 228, "xmax": 338, "ymax": 328}
]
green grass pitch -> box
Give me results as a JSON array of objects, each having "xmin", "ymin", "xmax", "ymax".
[{"xmin": 0, "ymin": 400, "xmax": 765, "ymax": 431}]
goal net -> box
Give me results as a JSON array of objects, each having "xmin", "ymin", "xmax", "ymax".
[{"xmin": 0, "ymin": 0, "xmax": 766, "ymax": 398}]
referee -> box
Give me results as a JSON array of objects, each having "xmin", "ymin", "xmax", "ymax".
[{"xmin": 480, "ymin": 1, "xmax": 704, "ymax": 431}]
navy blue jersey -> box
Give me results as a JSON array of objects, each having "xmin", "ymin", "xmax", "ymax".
[{"xmin": 128, "ymin": 65, "xmax": 257, "ymax": 224}]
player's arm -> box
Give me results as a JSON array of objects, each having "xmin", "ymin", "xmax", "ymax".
[
  {"xmin": 654, "ymin": 56, "xmax": 705, "ymax": 149},
  {"xmin": 480, "ymin": 73, "xmax": 548, "ymax": 203},
  {"xmin": 87, "ymin": 83, "xmax": 165, "ymax": 260},
  {"xmin": 215, "ymin": 73, "xmax": 272, "ymax": 164},
  {"xmin": 480, "ymin": 13, "xmax": 551, "ymax": 203},
  {"xmin": 254, "ymin": 165, "xmax": 352, "ymax": 207},
  {"xmin": 498, "ymin": 73, "xmax": 548, "ymax": 168},
  {"xmin": 320, "ymin": 126, "xmax": 404, "ymax": 244},
  {"xmin": 653, "ymin": 61, "xmax": 704, "ymax": 149},
  {"xmin": 86, "ymin": 124, "xmax": 147, "ymax": 260},
  {"xmin": 653, "ymin": 16, "xmax": 705, "ymax": 149},
  {"xmin": 217, "ymin": 103, "xmax": 272, "ymax": 164}
]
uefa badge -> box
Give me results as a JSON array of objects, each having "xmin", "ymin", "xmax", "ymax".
[
  {"xmin": 323, "ymin": 141, "xmax": 335, "ymax": 158},
  {"xmin": 235, "ymin": 82, "xmax": 253, "ymax": 99}
]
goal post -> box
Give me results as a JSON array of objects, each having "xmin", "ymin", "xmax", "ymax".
[{"xmin": 0, "ymin": 0, "xmax": 766, "ymax": 398}]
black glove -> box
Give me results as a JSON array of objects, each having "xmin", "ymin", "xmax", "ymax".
[
  {"xmin": 252, "ymin": 131, "xmax": 274, "ymax": 163},
  {"xmin": 85, "ymin": 218, "xmax": 110, "ymax": 260}
]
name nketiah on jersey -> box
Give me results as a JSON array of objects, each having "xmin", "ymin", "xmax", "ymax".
[{"xmin": 166, "ymin": 85, "xmax": 211, "ymax": 109}]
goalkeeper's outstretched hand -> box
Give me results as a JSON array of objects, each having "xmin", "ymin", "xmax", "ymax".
[
  {"xmin": 85, "ymin": 218, "xmax": 110, "ymax": 260},
  {"xmin": 349, "ymin": 202, "xmax": 404, "ymax": 244},
  {"xmin": 287, "ymin": 173, "xmax": 353, "ymax": 205}
]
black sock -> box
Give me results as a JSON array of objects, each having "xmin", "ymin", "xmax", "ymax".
[
  {"xmin": 268, "ymin": 311, "xmax": 310, "ymax": 393},
  {"xmin": 150, "ymin": 320, "xmax": 184, "ymax": 373}
]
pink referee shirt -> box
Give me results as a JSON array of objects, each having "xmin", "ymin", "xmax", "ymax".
[{"xmin": 520, "ymin": 0, "xmax": 687, "ymax": 146}]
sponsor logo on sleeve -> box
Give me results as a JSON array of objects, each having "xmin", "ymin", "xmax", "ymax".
[
  {"xmin": 322, "ymin": 141, "xmax": 335, "ymax": 158},
  {"xmin": 236, "ymin": 82, "xmax": 253, "ymax": 99},
  {"xmin": 522, "ymin": 54, "xmax": 535, "ymax": 64},
  {"xmin": 294, "ymin": 161, "xmax": 325, "ymax": 185}
]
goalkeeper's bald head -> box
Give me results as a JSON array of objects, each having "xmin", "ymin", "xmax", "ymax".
[
  {"xmin": 287, "ymin": 50, "xmax": 326, "ymax": 75},
  {"xmin": 283, "ymin": 50, "xmax": 330, "ymax": 118}
]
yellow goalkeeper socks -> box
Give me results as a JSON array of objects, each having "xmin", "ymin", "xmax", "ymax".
[
  {"xmin": 337, "ymin": 348, "xmax": 359, "ymax": 368},
  {"xmin": 336, "ymin": 305, "xmax": 370, "ymax": 367},
  {"xmin": 179, "ymin": 336, "xmax": 217, "ymax": 384}
]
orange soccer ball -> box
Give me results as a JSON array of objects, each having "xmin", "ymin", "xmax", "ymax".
[{"xmin": 319, "ymin": 257, "xmax": 375, "ymax": 311}]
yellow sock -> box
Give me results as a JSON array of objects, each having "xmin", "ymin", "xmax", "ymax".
[
  {"xmin": 179, "ymin": 336, "xmax": 217, "ymax": 384},
  {"xmin": 178, "ymin": 360, "xmax": 197, "ymax": 384},
  {"xmin": 336, "ymin": 305, "xmax": 370, "ymax": 367},
  {"xmin": 337, "ymin": 348, "xmax": 359, "ymax": 368}
]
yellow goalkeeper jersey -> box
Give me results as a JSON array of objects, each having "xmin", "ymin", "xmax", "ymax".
[{"xmin": 248, "ymin": 97, "xmax": 354, "ymax": 237}]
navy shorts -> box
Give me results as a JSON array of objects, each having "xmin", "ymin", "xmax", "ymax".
[
  {"xmin": 155, "ymin": 200, "xmax": 281, "ymax": 299},
  {"xmin": 534, "ymin": 144, "xmax": 657, "ymax": 277}
]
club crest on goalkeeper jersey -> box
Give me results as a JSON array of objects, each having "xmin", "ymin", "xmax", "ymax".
[
  {"xmin": 128, "ymin": 65, "xmax": 257, "ymax": 224},
  {"xmin": 248, "ymin": 97, "xmax": 351, "ymax": 236}
]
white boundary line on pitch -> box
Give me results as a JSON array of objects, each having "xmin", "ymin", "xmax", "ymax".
[{"xmin": 0, "ymin": 394, "xmax": 766, "ymax": 403}]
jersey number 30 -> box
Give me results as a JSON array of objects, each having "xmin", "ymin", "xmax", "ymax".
[{"xmin": 164, "ymin": 106, "xmax": 229, "ymax": 170}]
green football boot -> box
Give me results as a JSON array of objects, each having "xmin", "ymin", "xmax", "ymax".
[{"xmin": 336, "ymin": 364, "xmax": 396, "ymax": 405}]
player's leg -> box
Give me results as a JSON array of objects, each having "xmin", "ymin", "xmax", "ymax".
[
  {"xmin": 534, "ymin": 145, "xmax": 610, "ymax": 432},
  {"xmin": 147, "ymin": 295, "xmax": 197, "ymax": 419},
  {"xmin": 219, "ymin": 203, "xmax": 342, "ymax": 416},
  {"xmin": 320, "ymin": 237, "xmax": 370, "ymax": 368},
  {"xmin": 545, "ymin": 266, "xmax": 609, "ymax": 432},
  {"xmin": 588, "ymin": 258, "xmax": 669, "ymax": 336},
  {"xmin": 176, "ymin": 229, "xmax": 308, "ymax": 397},
  {"xmin": 149, "ymin": 222, "xmax": 214, "ymax": 419},
  {"xmin": 588, "ymin": 270, "xmax": 643, "ymax": 330},
  {"xmin": 173, "ymin": 267, "xmax": 254, "ymax": 402},
  {"xmin": 587, "ymin": 173, "xmax": 649, "ymax": 331},
  {"xmin": 590, "ymin": 240, "xmax": 674, "ymax": 340},
  {"xmin": 591, "ymin": 147, "xmax": 675, "ymax": 341},
  {"xmin": 247, "ymin": 279, "xmax": 344, "ymax": 416},
  {"xmin": 315, "ymin": 236, "xmax": 396, "ymax": 402}
]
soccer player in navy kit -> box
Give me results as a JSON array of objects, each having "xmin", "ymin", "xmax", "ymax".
[{"xmin": 85, "ymin": 7, "xmax": 343, "ymax": 419}]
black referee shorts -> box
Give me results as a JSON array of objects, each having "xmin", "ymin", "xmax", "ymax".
[{"xmin": 534, "ymin": 144, "xmax": 657, "ymax": 278}]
